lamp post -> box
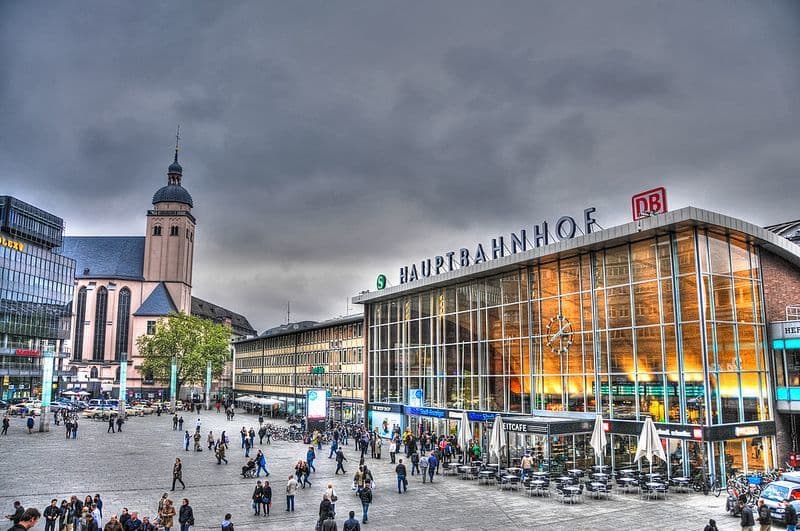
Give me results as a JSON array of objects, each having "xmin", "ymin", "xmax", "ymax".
[
  {"xmin": 39, "ymin": 350, "xmax": 55, "ymax": 432},
  {"xmin": 170, "ymin": 355, "xmax": 177, "ymax": 413},
  {"xmin": 205, "ymin": 360, "xmax": 212, "ymax": 411},
  {"xmin": 118, "ymin": 353, "xmax": 128, "ymax": 418}
]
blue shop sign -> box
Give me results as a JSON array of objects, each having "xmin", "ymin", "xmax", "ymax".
[
  {"xmin": 468, "ymin": 412, "xmax": 497, "ymax": 422},
  {"xmin": 406, "ymin": 406, "xmax": 447, "ymax": 418}
]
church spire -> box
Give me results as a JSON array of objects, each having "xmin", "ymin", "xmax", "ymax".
[{"xmin": 167, "ymin": 125, "xmax": 182, "ymax": 185}]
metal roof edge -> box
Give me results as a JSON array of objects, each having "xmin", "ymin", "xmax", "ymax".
[{"xmin": 352, "ymin": 206, "xmax": 800, "ymax": 305}]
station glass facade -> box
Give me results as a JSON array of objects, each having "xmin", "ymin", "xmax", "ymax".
[{"xmin": 367, "ymin": 227, "xmax": 773, "ymax": 477}]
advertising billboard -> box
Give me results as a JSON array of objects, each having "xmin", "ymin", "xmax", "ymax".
[
  {"xmin": 306, "ymin": 388, "xmax": 327, "ymax": 420},
  {"xmin": 408, "ymin": 388, "xmax": 424, "ymax": 407},
  {"xmin": 369, "ymin": 410, "xmax": 404, "ymax": 439}
]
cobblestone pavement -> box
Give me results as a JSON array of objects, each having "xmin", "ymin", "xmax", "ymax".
[{"xmin": 0, "ymin": 409, "xmax": 754, "ymax": 530}]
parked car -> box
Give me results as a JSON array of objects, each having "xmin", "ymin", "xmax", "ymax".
[
  {"xmin": 0, "ymin": 400, "xmax": 9, "ymax": 409},
  {"xmin": 759, "ymin": 479, "xmax": 800, "ymax": 524},
  {"xmin": 9, "ymin": 401, "xmax": 41, "ymax": 416}
]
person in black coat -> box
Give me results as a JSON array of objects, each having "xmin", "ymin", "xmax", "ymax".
[
  {"xmin": 251, "ymin": 482, "xmax": 264, "ymax": 516},
  {"xmin": 177, "ymin": 499, "xmax": 193, "ymax": 531}
]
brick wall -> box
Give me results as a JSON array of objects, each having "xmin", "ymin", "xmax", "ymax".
[{"xmin": 761, "ymin": 252, "xmax": 800, "ymax": 322}]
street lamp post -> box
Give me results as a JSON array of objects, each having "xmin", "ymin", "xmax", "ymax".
[
  {"xmin": 39, "ymin": 350, "xmax": 55, "ymax": 433},
  {"xmin": 118, "ymin": 353, "xmax": 128, "ymax": 418},
  {"xmin": 170, "ymin": 355, "xmax": 177, "ymax": 413},
  {"xmin": 205, "ymin": 360, "xmax": 212, "ymax": 411}
]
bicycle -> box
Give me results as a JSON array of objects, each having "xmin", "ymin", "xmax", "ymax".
[{"xmin": 692, "ymin": 472, "xmax": 722, "ymax": 496}]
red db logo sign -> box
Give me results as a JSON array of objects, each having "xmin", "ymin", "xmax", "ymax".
[{"xmin": 632, "ymin": 187, "xmax": 667, "ymax": 221}]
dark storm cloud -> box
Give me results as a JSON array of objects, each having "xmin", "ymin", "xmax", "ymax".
[{"xmin": 2, "ymin": 1, "xmax": 799, "ymax": 331}]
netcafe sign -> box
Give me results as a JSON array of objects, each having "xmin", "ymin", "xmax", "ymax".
[{"xmin": 632, "ymin": 187, "xmax": 668, "ymax": 221}]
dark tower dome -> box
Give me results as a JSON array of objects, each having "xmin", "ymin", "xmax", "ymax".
[{"xmin": 153, "ymin": 144, "xmax": 193, "ymax": 207}]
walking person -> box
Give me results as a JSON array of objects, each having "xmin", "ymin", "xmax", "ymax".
[
  {"xmin": 255, "ymin": 450, "xmax": 268, "ymax": 477},
  {"xmin": 172, "ymin": 458, "xmax": 186, "ymax": 491},
  {"xmin": 43, "ymin": 500, "xmax": 60, "ymax": 531},
  {"xmin": 335, "ymin": 448, "xmax": 347, "ymax": 475},
  {"xmin": 220, "ymin": 514, "xmax": 233, "ymax": 531},
  {"xmin": 323, "ymin": 483, "xmax": 338, "ymax": 515},
  {"xmin": 395, "ymin": 459, "xmax": 408, "ymax": 493},
  {"xmin": 343, "ymin": 511, "xmax": 360, "ymax": 531},
  {"xmin": 183, "ymin": 431, "xmax": 190, "ymax": 451},
  {"xmin": 178, "ymin": 416, "xmax": 184, "ymax": 430},
  {"xmin": 215, "ymin": 442, "xmax": 228, "ymax": 465},
  {"xmin": 107, "ymin": 418, "xmax": 115, "ymax": 433},
  {"xmin": 427, "ymin": 452, "xmax": 438, "ymax": 483},
  {"xmin": 286, "ymin": 475, "xmax": 297, "ymax": 512},
  {"xmin": 260, "ymin": 481, "xmax": 272, "ymax": 517},
  {"xmin": 419, "ymin": 453, "xmax": 429, "ymax": 483},
  {"xmin": 2, "ymin": 415, "xmax": 9, "ymax": 435},
  {"xmin": 307, "ymin": 446, "xmax": 316, "ymax": 473},
  {"xmin": 757, "ymin": 499, "xmax": 771, "ymax": 531},
  {"xmin": 173, "ymin": 414, "xmax": 178, "ymax": 430},
  {"xmin": 159, "ymin": 500, "xmax": 175, "ymax": 531},
  {"xmin": 785, "ymin": 502, "xmax": 798, "ymax": 531},
  {"xmin": 178, "ymin": 499, "xmax": 193, "ymax": 531},
  {"xmin": 358, "ymin": 485, "xmax": 372, "ymax": 524},
  {"xmin": 251, "ymin": 482, "xmax": 264, "ymax": 516},
  {"xmin": 741, "ymin": 500, "xmax": 756, "ymax": 531},
  {"xmin": 207, "ymin": 431, "xmax": 215, "ymax": 451},
  {"xmin": 26, "ymin": 415, "xmax": 34, "ymax": 434},
  {"xmin": 116, "ymin": 415, "xmax": 124, "ymax": 432}
]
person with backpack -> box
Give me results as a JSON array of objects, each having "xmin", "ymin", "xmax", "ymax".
[
  {"xmin": 410, "ymin": 451, "xmax": 420, "ymax": 476},
  {"xmin": 419, "ymin": 453, "xmax": 429, "ymax": 483},
  {"xmin": 220, "ymin": 514, "xmax": 233, "ymax": 531},
  {"xmin": 740, "ymin": 501, "xmax": 755, "ymax": 531},
  {"xmin": 785, "ymin": 502, "xmax": 798, "ymax": 531},
  {"xmin": 358, "ymin": 485, "xmax": 372, "ymax": 524},
  {"xmin": 756, "ymin": 499, "xmax": 771, "ymax": 530},
  {"xmin": 342, "ymin": 511, "xmax": 360, "ymax": 531}
]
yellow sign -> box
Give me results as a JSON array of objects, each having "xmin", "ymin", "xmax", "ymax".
[{"xmin": 0, "ymin": 236, "xmax": 24, "ymax": 252}]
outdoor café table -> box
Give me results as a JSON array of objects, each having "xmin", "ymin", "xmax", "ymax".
[
  {"xmin": 619, "ymin": 477, "xmax": 638, "ymax": 493},
  {"xmin": 506, "ymin": 467, "xmax": 522, "ymax": 476},
  {"xmin": 670, "ymin": 476, "xmax": 691, "ymax": 492},
  {"xmin": 591, "ymin": 465, "xmax": 611, "ymax": 473},
  {"xmin": 528, "ymin": 479, "xmax": 548, "ymax": 497},
  {"xmin": 644, "ymin": 473, "xmax": 662, "ymax": 480},
  {"xmin": 485, "ymin": 463, "xmax": 500, "ymax": 472},
  {"xmin": 500, "ymin": 474, "xmax": 520, "ymax": 491},
  {"xmin": 562, "ymin": 485, "xmax": 582, "ymax": 503},
  {"xmin": 556, "ymin": 476, "xmax": 573, "ymax": 485},
  {"xmin": 478, "ymin": 470, "xmax": 495, "ymax": 485},
  {"xmin": 644, "ymin": 482, "xmax": 666, "ymax": 500},
  {"xmin": 458, "ymin": 465, "xmax": 471, "ymax": 479},
  {"xmin": 592, "ymin": 473, "xmax": 609, "ymax": 481},
  {"xmin": 567, "ymin": 468, "xmax": 584, "ymax": 477},
  {"xmin": 589, "ymin": 482, "xmax": 609, "ymax": 499},
  {"xmin": 532, "ymin": 471, "xmax": 549, "ymax": 478}
]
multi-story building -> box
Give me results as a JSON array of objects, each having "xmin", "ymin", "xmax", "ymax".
[
  {"xmin": 354, "ymin": 206, "xmax": 800, "ymax": 479},
  {"xmin": 234, "ymin": 315, "xmax": 365, "ymax": 422},
  {"xmin": 0, "ymin": 196, "xmax": 75, "ymax": 400}
]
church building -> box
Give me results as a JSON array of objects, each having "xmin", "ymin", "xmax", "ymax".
[{"xmin": 61, "ymin": 145, "xmax": 250, "ymax": 399}]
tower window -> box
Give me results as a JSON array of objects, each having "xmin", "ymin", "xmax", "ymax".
[
  {"xmin": 170, "ymin": 225, "xmax": 179, "ymax": 236},
  {"xmin": 153, "ymin": 225, "xmax": 162, "ymax": 236},
  {"xmin": 92, "ymin": 286, "xmax": 108, "ymax": 361}
]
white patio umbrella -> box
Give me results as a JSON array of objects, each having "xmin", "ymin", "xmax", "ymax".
[
  {"xmin": 61, "ymin": 391, "xmax": 77, "ymax": 396},
  {"xmin": 590, "ymin": 414, "xmax": 608, "ymax": 466},
  {"xmin": 488, "ymin": 414, "xmax": 505, "ymax": 464},
  {"xmin": 457, "ymin": 410, "xmax": 472, "ymax": 462},
  {"xmin": 634, "ymin": 417, "xmax": 667, "ymax": 474}
]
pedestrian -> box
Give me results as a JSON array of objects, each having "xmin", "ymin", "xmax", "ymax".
[
  {"xmin": 116, "ymin": 416, "xmax": 124, "ymax": 432},
  {"xmin": 704, "ymin": 519, "xmax": 719, "ymax": 531},
  {"xmin": 43, "ymin": 499, "xmax": 60, "ymax": 531},
  {"xmin": 173, "ymin": 415, "xmax": 178, "ymax": 430},
  {"xmin": 261, "ymin": 481, "xmax": 272, "ymax": 516},
  {"xmin": 118, "ymin": 511, "xmax": 130, "ymax": 531},
  {"xmin": 139, "ymin": 517, "xmax": 154, "ymax": 531},
  {"xmin": 159, "ymin": 500, "xmax": 175, "ymax": 531},
  {"xmin": 389, "ymin": 437, "xmax": 396, "ymax": 464},
  {"xmin": 193, "ymin": 431, "xmax": 201, "ymax": 452},
  {"xmin": 427, "ymin": 452, "xmax": 438, "ymax": 483},
  {"xmin": 302, "ymin": 461, "xmax": 312, "ymax": 488},
  {"xmin": 172, "ymin": 458, "xmax": 186, "ymax": 490},
  {"xmin": 71, "ymin": 419, "xmax": 78, "ymax": 439},
  {"xmin": 320, "ymin": 511, "xmax": 336, "ymax": 531},
  {"xmin": 58, "ymin": 500, "xmax": 69, "ymax": 531},
  {"xmin": 103, "ymin": 515, "xmax": 122, "ymax": 531},
  {"xmin": 307, "ymin": 446, "xmax": 317, "ymax": 473},
  {"xmin": 419, "ymin": 453, "xmax": 429, "ymax": 483},
  {"xmin": 93, "ymin": 496, "xmax": 102, "ymax": 520},
  {"xmin": 240, "ymin": 427, "xmax": 247, "ymax": 448},
  {"xmin": 215, "ymin": 442, "xmax": 228, "ymax": 465},
  {"xmin": 258, "ymin": 425, "xmax": 266, "ymax": 445},
  {"xmin": 26, "ymin": 415, "xmax": 34, "ymax": 434},
  {"xmin": 286, "ymin": 475, "xmax": 298, "ymax": 512},
  {"xmin": 11, "ymin": 509, "xmax": 41, "ymax": 531},
  {"xmin": 410, "ymin": 451, "xmax": 420, "ymax": 476},
  {"xmin": 178, "ymin": 499, "xmax": 193, "ymax": 531},
  {"xmin": 123, "ymin": 513, "xmax": 140, "ymax": 531},
  {"xmin": 741, "ymin": 501, "xmax": 756, "ymax": 531},
  {"xmin": 184, "ymin": 431, "xmax": 190, "ymax": 451},
  {"xmin": 395, "ymin": 459, "xmax": 407, "ymax": 493},
  {"xmin": 343, "ymin": 510, "xmax": 360, "ymax": 531},
  {"xmin": 335, "ymin": 448, "xmax": 347, "ymax": 475},
  {"xmin": 178, "ymin": 416, "xmax": 184, "ymax": 430},
  {"xmin": 244, "ymin": 437, "xmax": 251, "ymax": 457},
  {"xmin": 2, "ymin": 415, "xmax": 9, "ymax": 435},
  {"xmin": 107, "ymin": 417, "xmax": 115, "ymax": 433},
  {"xmin": 207, "ymin": 431, "xmax": 215, "ymax": 450},
  {"xmin": 329, "ymin": 438, "xmax": 339, "ymax": 459},
  {"xmin": 323, "ymin": 483, "xmax": 338, "ymax": 515},
  {"xmin": 255, "ymin": 450, "xmax": 268, "ymax": 477},
  {"xmin": 220, "ymin": 514, "xmax": 233, "ymax": 531},
  {"xmin": 375, "ymin": 437, "xmax": 382, "ymax": 460},
  {"xmin": 358, "ymin": 485, "xmax": 372, "ymax": 524},
  {"xmin": 248, "ymin": 427, "xmax": 255, "ymax": 447},
  {"xmin": 90, "ymin": 505, "xmax": 102, "ymax": 529},
  {"xmin": 786, "ymin": 502, "xmax": 798, "ymax": 531},
  {"xmin": 251, "ymin": 481, "xmax": 264, "ymax": 516},
  {"xmin": 757, "ymin": 499, "xmax": 771, "ymax": 531}
]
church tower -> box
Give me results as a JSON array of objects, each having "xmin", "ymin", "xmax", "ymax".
[{"xmin": 143, "ymin": 137, "xmax": 195, "ymax": 312}]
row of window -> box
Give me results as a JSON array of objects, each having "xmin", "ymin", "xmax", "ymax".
[
  {"xmin": 236, "ymin": 372, "xmax": 363, "ymax": 390},
  {"xmin": 73, "ymin": 286, "xmax": 132, "ymax": 362},
  {"xmin": 152, "ymin": 225, "xmax": 193, "ymax": 241},
  {"xmin": 5, "ymin": 209, "xmax": 63, "ymax": 246},
  {"xmin": 236, "ymin": 322, "xmax": 364, "ymax": 353},
  {"xmin": 236, "ymin": 347, "xmax": 364, "ymax": 369}
]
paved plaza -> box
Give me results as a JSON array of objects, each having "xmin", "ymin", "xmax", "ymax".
[{"xmin": 0, "ymin": 409, "xmax": 752, "ymax": 530}]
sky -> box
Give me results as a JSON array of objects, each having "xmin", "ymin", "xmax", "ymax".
[{"xmin": 1, "ymin": 2, "xmax": 799, "ymax": 333}]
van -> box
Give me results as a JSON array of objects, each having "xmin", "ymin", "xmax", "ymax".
[{"xmin": 759, "ymin": 480, "xmax": 800, "ymax": 523}]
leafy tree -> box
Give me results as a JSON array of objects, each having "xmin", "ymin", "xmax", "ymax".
[{"xmin": 137, "ymin": 312, "xmax": 231, "ymax": 398}]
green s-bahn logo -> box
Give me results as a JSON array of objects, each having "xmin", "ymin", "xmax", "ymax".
[{"xmin": 377, "ymin": 274, "xmax": 387, "ymax": 290}]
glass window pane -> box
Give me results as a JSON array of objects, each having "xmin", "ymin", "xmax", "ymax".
[
  {"xmin": 730, "ymin": 238, "xmax": 751, "ymax": 278},
  {"xmin": 559, "ymin": 257, "xmax": 580, "ymax": 294},
  {"xmin": 631, "ymin": 240, "xmax": 658, "ymax": 283},
  {"xmin": 675, "ymin": 231, "xmax": 696, "ymax": 275},
  {"xmin": 678, "ymin": 276, "xmax": 699, "ymax": 322},
  {"xmin": 636, "ymin": 326, "xmax": 663, "ymax": 373},
  {"xmin": 609, "ymin": 328, "xmax": 633, "ymax": 374},
  {"xmin": 539, "ymin": 262, "xmax": 558, "ymax": 298},
  {"xmin": 607, "ymin": 286, "xmax": 632, "ymax": 329},
  {"xmin": 633, "ymin": 281, "xmax": 660, "ymax": 326},
  {"xmin": 681, "ymin": 323, "xmax": 703, "ymax": 373},
  {"xmin": 708, "ymin": 233, "xmax": 731, "ymax": 275},
  {"xmin": 712, "ymin": 275, "xmax": 734, "ymax": 322},
  {"xmin": 604, "ymin": 245, "xmax": 630, "ymax": 286},
  {"xmin": 734, "ymin": 278, "xmax": 755, "ymax": 323},
  {"xmin": 738, "ymin": 325, "xmax": 758, "ymax": 371},
  {"xmin": 714, "ymin": 324, "xmax": 737, "ymax": 372}
]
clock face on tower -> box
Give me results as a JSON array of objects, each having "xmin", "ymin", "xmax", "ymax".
[{"xmin": 545, "ymin": 314, "xmax": 574, "ymax": 354}]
